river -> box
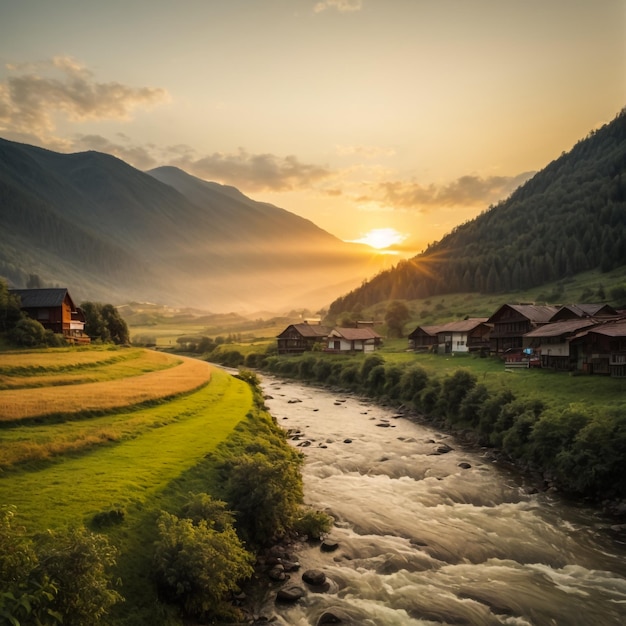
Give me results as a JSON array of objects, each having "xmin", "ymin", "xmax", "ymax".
[{"xmin": 259, "ymin": 375, "xmax": 626, "ymax": 626}]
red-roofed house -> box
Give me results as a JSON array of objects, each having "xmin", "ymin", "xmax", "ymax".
[
  {"xmin": 326, "ymin": 327, "xmax": 382, "ymax": 353},
  {"xmin": 408, "ymin": 319, "xmax": 491, "ymax": 354}
]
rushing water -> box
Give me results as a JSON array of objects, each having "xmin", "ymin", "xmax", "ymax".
[{"xmin": 259, "ymin": 376, "xmax": 626, "ymax": 626}]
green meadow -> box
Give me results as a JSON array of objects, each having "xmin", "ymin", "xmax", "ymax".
[{"xmin": 0, "ymin": 347, "xmax": 256, "ymax": 624}]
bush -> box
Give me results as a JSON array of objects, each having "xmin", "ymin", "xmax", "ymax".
[
  {"xmin": 398, "ymin": 365, "xmax": 429, "ymax": 403},
  {"xmin": 223, "ymin": 451, "xmax": 303, "ymax": 546},
  {"xmin": 439, "ymin": 369, "xmax": 477, "ymax": 421},
  {"xmin": 153, "ymin": 511, "xmax": 253, "ymax": 620},
  {"xmin": 9, "ymin": 317, "xmax": 46, "ymax": 347},
  {"xmin": 293, "ymin": 508, "xmax": 333, "ymax": 540}
]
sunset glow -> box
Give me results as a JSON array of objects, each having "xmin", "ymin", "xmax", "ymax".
[
  {"xmin": 0, "ymin": 1, "xmax": 623, "ymax": 250},
  {"xmin": 350, "ymin": 228, "xmax": 407, "ymax": 250}
]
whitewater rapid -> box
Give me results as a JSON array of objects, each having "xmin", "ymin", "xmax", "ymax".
[{"xmin": 260, "ymin": 376, "xmax": 626, "ymax": 626}]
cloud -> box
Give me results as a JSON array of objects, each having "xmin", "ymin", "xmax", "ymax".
[
  {"xmin": 170, "ymin": 148, "xmax": 333, "ymax": 192},
  {"xmin": 73, "ymin": 134, "xmax": 159, "ymax": 170},
  {"xmin": 365, "ymin": 172, "xmax": 535, "ymax": 211},
  {"xmin": 0, "ymin": 56, "xmax": 168, "ymax": 141},
  {"xmin": 314, "ymin": 0, "xmax": 363, "ymax": 13}
]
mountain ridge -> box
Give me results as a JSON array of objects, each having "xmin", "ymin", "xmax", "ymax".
[
  {"xmin": 0, "ymin": 137, "xmax": 391, "ymax": 312},
  {"xmin": 328, "ymin": 109, "xmax": 626, "ymax": 318}
]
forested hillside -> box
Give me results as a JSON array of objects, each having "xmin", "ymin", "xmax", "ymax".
[
  {"xmin": 0, "ymin": 139, "xmax": 388, "ymax": 312},
  {"xmin": 329, "ymin": 109, "xmax": 626, "ymax": 316}
]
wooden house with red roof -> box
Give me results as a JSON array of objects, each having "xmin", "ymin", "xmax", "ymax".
[
  {"xmin": 408, "ymin": 319, "xmax": 491, "ymax": 354},
  {"xmin": 326, "ymin": 326, "xmax": 382, "ymax": 353}
]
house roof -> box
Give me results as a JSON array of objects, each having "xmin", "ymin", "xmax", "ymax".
[
  {"xmin": 408, "ymin": 319, "xmax": 489, "ymax": 339},
  {"xmin": 330, "ymin": 327, "xmax": 381, "ymax": 340},
  {"xmin": 488, "ymin": 303, "xmax": 558, "ymax": 324},
  {"xmin": 9, "ymin": 288, "xmax": 74, "ymax": 309},
  {"xmin": 584, "ymin": 320, "xmax": 626, "ymax": 338},
  {"xmin": 551, "ymin": 303, "xmax": 619, "ymax": 320},
  {"xmin": 435, "ymin": 318, "xmax": 490, "ymax": 333},
  {"xmin": 277, "ymin": 323, "xmax": 330, "ymax": 339},
  {"xmin": 524, "ymin": 318, "xmax": 598, "ymax": 338}
]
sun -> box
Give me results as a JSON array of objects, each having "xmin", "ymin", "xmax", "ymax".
[{"xmin": 350, "ymin": 228, "xmax": 407, "ymax": 250}]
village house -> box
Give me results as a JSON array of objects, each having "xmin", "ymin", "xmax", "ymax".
[
  {"xmin": 276, "ymin": 322, "xmax": 329, "ymax": 354},
  {"xmin": 408, "ymin": 319, "xmax": 491, "ymax": 354},
  {"xmin": 326, "ymin": 326, "xmax": 382, "ymax": 353},
  {"xmin": 568, "ymin": 319, "xmax": 626, "ymax": 377},
  {"xmin": 487, "ymin": 304, "xmax": 558, "ymax": 354},
  {"xmin": 523, "ymin": 318, "xmax": 599, "ymax": 370},
  {"xmin": 9, "ymin": 288, "xmax": 90, "ymax": 344}
]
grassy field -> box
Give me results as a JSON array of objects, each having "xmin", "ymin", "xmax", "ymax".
[
  {"xmin": 0, "ymin": 349, "xmax": 210, "ymax": 422},
  {"xmin": 0, "ymin": 345, "xmax": 255, "ymax": 624}
]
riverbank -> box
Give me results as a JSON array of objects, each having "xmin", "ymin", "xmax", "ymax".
[
  {"xmin": 256, "ymin": 374, "xmax": 626, "ymax": 626},
  {"xmin": 253, "ymin": 351, "xmax": 626, "ymax": 509}
]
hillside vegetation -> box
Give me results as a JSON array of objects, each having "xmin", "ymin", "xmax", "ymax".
[{"xmin": 329, "ymin": 108, "xmax": 626, "ymax": 316}]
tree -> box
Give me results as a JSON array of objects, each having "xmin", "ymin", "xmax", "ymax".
[
  {"xmin": 0, "ymin": 280, "xmax": 22, "ymax": 333},
  {"xmin": 81, "ymin": 302, "xmax": 129, "ymax": 344},
  {"xmin": 153, "ymin": 511, "xmax": 253, "ymax": 620},
  {"xmin": 385, "ymin": 300, "xmax": 410, "ymax": 338}
]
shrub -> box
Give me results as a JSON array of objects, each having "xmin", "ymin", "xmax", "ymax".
[
  {"xmin": 366, "ymin": 364, "xmax": 387, "ymax": 397},
  {"xmin": 313, "ymin": 359, "xmax": 333, "ymax": 383},
  {"xmin": 398, "ymin": 365, "xmax": 429, "ymax": 403},
  {"xmin": 34, "ymin": 525, "xmax": 122, "ymax": 626},
  {"xmin": 439, "ymin": 369, "xmax": 477, "ymax": 421},
  {"xmin": 360, "ymin": 353, "xmax": 384, "ymax": 381},
  {"xmin": 91, "ymin": 508, "xmax": 125, "ymax": 529},
  {"xmin": 293, "ymin": 508, "xmax": 333, "ymax": 541},
  {"xmin": 457, "ymin": 383, "xmax": 490, "ymax": 427},
  {"xmin": 9, "ymin": 317, "xmax": 46, "ymax": 347},
  {"xmin": 153, "ymin": 511, "xmax": 253, "ymax": 620},
  {"xmin": 298, "ymin": 355, "xmax": 317, "ymax": 379},
  {"xmin": 223, "ymin": 451, "xmax": 303, "ymax": 546}
]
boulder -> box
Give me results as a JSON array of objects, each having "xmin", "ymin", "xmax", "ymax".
[
  {"xmin": 320, "ymin": 539, "xmax": 339, "ymax": 552},
  {"xmin": 302, "ymin": 569, "xmax": 327, "ymax": 586},
  {"xmin": 276, "ymin": 584, "xmax": 305, "ymax": 603},
  {"xmin": 458, "ymin": 462, "xmax": 472, "ymax": 469},
  {"xmin": 318, "ymin": 610, "xmax": 345, "ymax": 624}
]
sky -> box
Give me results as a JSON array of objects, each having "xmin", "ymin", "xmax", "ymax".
[{"xmin": 0, "ymin": 0, "xmax": 624, "ymax": 255}]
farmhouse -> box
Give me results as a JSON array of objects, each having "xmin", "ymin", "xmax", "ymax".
[
  {"xmin": 408, "ymin": 319, "xmax": 491, "ymax": 354},
  {"xmin": 276, "ymin": 322, "xmax": 330, "ymax": 354},
  {"xmin": 569, "ymin": 320, "xmax": 626, "ymax": 377},
  {"xmin": 487, "ymin": 304, "xmax": 558, "ymax": 354},
  {"xmin": 326, "ymin": 327, "xmax": 382, "ymax": 353},
  {"xmin": 9, "ymin": 288, "xmax": 90, "ymax": 344},
  {"xmin": 523, "ymin": 318, "xmax": 598, "ymax": 370}
]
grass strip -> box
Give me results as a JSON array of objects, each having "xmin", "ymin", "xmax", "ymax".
[
  {"xmin": 0, "ymin": 355, "xmax": 210, "ymax": 422},
  {"xmin": 0, "ymin": 366, "xmax": 251, "ymax": 532},
  {"xmin": 0, "ymin": 349, "xmax": 179, "ymax": 390}
]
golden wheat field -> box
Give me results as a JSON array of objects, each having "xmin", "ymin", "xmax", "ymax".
[{"xmin": 0, "ymin": 348, "xmax": 211, "ymax": 421}]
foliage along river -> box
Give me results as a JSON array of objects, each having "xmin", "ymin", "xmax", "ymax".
[{"xmin": 258, "ymin": 375, "xmax": 626, "ymax": 626}]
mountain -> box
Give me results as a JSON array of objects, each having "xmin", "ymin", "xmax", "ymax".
[
  {"xmin": 328, "ymin": 109, "xmax": 626, "ymax": 317},
  {"xmin": 0, "ymin": 138, "xmax": 389, "ymax": 312}
]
